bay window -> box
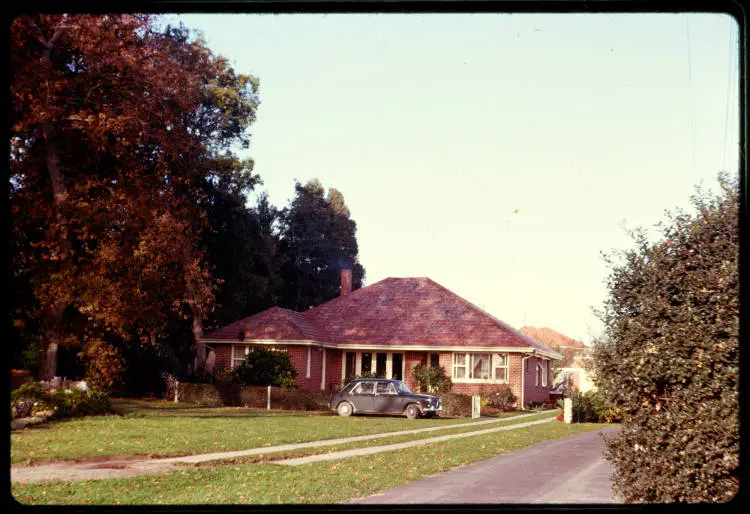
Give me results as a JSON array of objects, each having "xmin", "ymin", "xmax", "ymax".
[{"xmin": 452, "ymin": 352, "xmax": 509, "ymax": 382}]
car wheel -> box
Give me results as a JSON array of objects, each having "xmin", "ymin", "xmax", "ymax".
[
  {"xmin": 337, "ymin": 401, "xmax": 353, "ymax": 417},
  {"xmin": 405, "ymin": 404, "xmax": 420, "ymax": 419}
]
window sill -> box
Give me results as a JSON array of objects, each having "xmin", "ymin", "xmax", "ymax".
[{"xmin": 452, "ymin": 378, "xmax": 509, "ymax": 384}]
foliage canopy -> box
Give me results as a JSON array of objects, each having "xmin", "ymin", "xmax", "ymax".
[{"xmin": 590, "ymin": 172, "xmax": 739, "ymax": 502}]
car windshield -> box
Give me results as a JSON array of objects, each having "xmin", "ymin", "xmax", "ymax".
[{"xmin": 393, "ymin": 381, "xmax": 411, "ymax": 394}]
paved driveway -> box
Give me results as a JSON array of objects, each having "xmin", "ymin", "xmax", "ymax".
[{"xmin": 351, "ymin": 426, "xmax": 621, "ymax": 504}]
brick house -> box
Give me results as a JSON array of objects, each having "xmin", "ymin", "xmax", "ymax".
[{"xmin": 202, "ymin": 270, "xmax": 561, "ymax": 407}]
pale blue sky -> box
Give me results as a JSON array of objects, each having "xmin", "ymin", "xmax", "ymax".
[{"xmin": 172, "ymin": 13, "xmax": 740, "ymax": 344}]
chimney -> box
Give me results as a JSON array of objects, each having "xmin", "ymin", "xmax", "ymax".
[{"xmin": 340, "ymin": 269, "xmax": 352, "ymax": 296}]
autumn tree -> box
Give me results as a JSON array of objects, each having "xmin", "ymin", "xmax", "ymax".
[
  {"xmin": 590, "ymin": 172, "xmax": 739, "ymax": 502},
  {"xmin": 278, "ymin": 179, "xmax": 365, "ymax": 311},
  {"xmin": 10, "ymin": 14, "xmax": 259, "ymax": 379}
]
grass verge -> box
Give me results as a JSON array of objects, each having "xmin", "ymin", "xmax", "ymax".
[
  {"xmin": 175, "ymin": 410, "xmax": 558, "ymax": 466},
  {"xmin": 12, "ymin": 421, "xmax": 609, "ymax": 505},
  {"xmin": 11, "ymin": 398, "xmax": 523, "ymax": 464}
]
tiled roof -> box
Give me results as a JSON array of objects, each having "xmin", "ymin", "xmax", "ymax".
[
  {"xmin": 203, "ymin": 277, "xmax": 561, "ymax": 357},
  {"xmin": 202, "ymin": 307, "xmax": 327, "ymax": 342},
  {"xmin": 519, "ymin": 326, "xmax": 587, "ymax": 350}
]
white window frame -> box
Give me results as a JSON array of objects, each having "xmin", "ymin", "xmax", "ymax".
[
  {"xmin": 231, "ymin": 345, "xmax": 287, "ymax": 369},
  {"xmin": 452, "ymin": 352, "xmax": 510, "ymax": 383},
  {"xmin": 493, "ymin": 353, "xmax": 509, "ymax": 383},
  {"xmin": 452, "ymin": 353, "xmax": 468, "ymax": 379},
  {"xmin": 536, "ymin": 359, "xmax": 548, "ymax": 387},
  {"xmin": 232, "ymin": 345, "xmax": 250, "ymax": 369}
]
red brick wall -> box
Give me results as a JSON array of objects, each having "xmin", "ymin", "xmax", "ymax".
[
  {"xmin": 445, "ymin": 352, "xmax": 525, "ymax": 406},
  {"xmin": 214, "ymin": 344, "xmax": 232, "ymax": 371},
  {"xmin": 324, "ymin": 349, "xmax": 343, "ymax": 391},
  {"xmin": 403, "ymin": 351, "xmax": 428, "ymax": 391},
  {"xmin": 212, "ymin": 343, "xmax": 327, "ymax": 391},
  {"xmin": 213, "ymin": 344, "xmax": 552, "ymax": 402}
]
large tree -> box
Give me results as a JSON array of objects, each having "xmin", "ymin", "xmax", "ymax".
[
  {"xmin": 201, "ymin": 187, "xmax": 285, "ymax": 329},
  {"xmin": 590, "ymin": 172, "xmax": 739, "ymax": 502},
  {"xmin": 278, "ymin": 179, "xmax": 365, "ymax": 311},
  {"xmin": 10, "ymin": 14, "xmax": 259, "ymax": 379}
]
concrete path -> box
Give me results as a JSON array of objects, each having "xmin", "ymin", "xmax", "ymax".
[
  {"xmin": 11, "ymin": 411, "xmax": 550, "ymax": 484},
  {"xmin": 272, "ymin": 416, "xmax": 557, "ymax": 466},
  {"xmin": 351, "ymin": 426, "xmax": 621, "ymax": 504}
]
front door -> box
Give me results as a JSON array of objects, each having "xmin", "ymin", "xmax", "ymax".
[
  {"xmin": 344, "ymin": 352, "xmax": 356, "ymax": 382},
  {"xmin": 375, "ymin": 353, "xmax": 387, "ymax": 378},
  {"xmin": 391, "ymin": 353, "xmax": 403, "ymax": 380}
]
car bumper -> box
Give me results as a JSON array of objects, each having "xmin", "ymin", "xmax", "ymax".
[{"xmin": 421, "ymin": 405, "xmax": 442, "ymax": 413}]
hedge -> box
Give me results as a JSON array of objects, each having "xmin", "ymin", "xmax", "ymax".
[{"xmin": 176, "ymin": 383, "xmax": 329, "ymax": 411}]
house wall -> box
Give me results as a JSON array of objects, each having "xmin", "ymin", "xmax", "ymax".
[
  {"xmin": 212, "ymin": 343, "xmax": 326, "ymax": 391},
  {"xmin": 324, "ymin": 349, "xmax": 343, "ymax": 392},
  {"xmin": 403, "ymin": 351, "xmax": 428, "ymax": 392},
  {"xmin": 523, "ymin": 355, "xmax": 552, "ymax": 404},
  {"xmin": 213, "ymin": 344, "xmax": 553, "ymax": 403},
  {"xmin": 442, "ymin": 352, "xmax": 525, "ymax": 406},
  {"xmin": 215, "ymin": 344, "xmax": 232, "ymax": 370}
]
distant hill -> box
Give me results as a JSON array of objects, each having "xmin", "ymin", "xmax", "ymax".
[{"xmin": 519, "ymin": 326, "xmax": 587, "ymax": 350}]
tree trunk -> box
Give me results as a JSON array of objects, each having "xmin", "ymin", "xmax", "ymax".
[
  {"xmin": 40, "ymin": 321, "xmax": 61, "ymax": 380},
  {"xmin": 38, "ymin": 122, "xmax": 68, "ymax": 381},
  {"xmin": 36, "ymin": 23, "xmax": 69, "ymax": 381},
  {"xmin": 188, "ymin": 299, "xmax": 206, "ymax": 372}
]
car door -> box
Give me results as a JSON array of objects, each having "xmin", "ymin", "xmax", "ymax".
[
  {"xmin": 349, "ymin": 381, "xmax": 376, "ymax": 412},
  {"xmin": 372, "ymin": 381, "xmax": 401, "ymax": 413}
]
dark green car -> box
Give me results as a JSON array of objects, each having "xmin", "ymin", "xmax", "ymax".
[{"xmin": 328, "ymin": 378, "xmax": 442, "ymax": 419}]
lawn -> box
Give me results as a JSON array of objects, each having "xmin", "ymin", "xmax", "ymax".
[
  {"xmin": 176, "ymin": 410, "xmax": 559, "ymax": 466},
  {"xmin": 12, "ymin": 421, "xmax": 609, "ymax": 505},
  {"xmin": 11, "ymin": 398, "xmax": 524, "ymax": 464}
]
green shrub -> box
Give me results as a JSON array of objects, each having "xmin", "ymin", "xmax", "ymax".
[
  {"xmin": 440, "ymin": 393, "xmax": 472, "ymax": 417},
  {"xmin": 591, "ymin": 172, "xmax": 739, "ymax": 502},
  {"xmin": 51, "ymin": 389, "xmax": 89, "ymax": 417},
  {"xmin": 233, "ymin": 347, "xmax": 297, "ymax": 389},
  {"xmin": 412, "ymin": 364, "xmax": 452, "ymax": 394},
  {"xmin": 570, "ymin": 391, "xmax": 608, "ymax": 422},
  {"xmin": 482, "ymin": 384, "xmax": 517, "ymax": 410},
  {"xmin": 80, "ymin": 389, "xmax": 114, "ymax": 415},
  {"xmin": 11, "ymin": 382, "xmax": 51, "ymax": 419}
]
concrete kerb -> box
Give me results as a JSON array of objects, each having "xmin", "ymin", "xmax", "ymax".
[{"xmin": 271, "ymin": 415, "xmax": 559, "ymax": 466}]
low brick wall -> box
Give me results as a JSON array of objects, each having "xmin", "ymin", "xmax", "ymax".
[{"xmin": 176, "ymin": 383, "xmax": 330, "ymax": 411}]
